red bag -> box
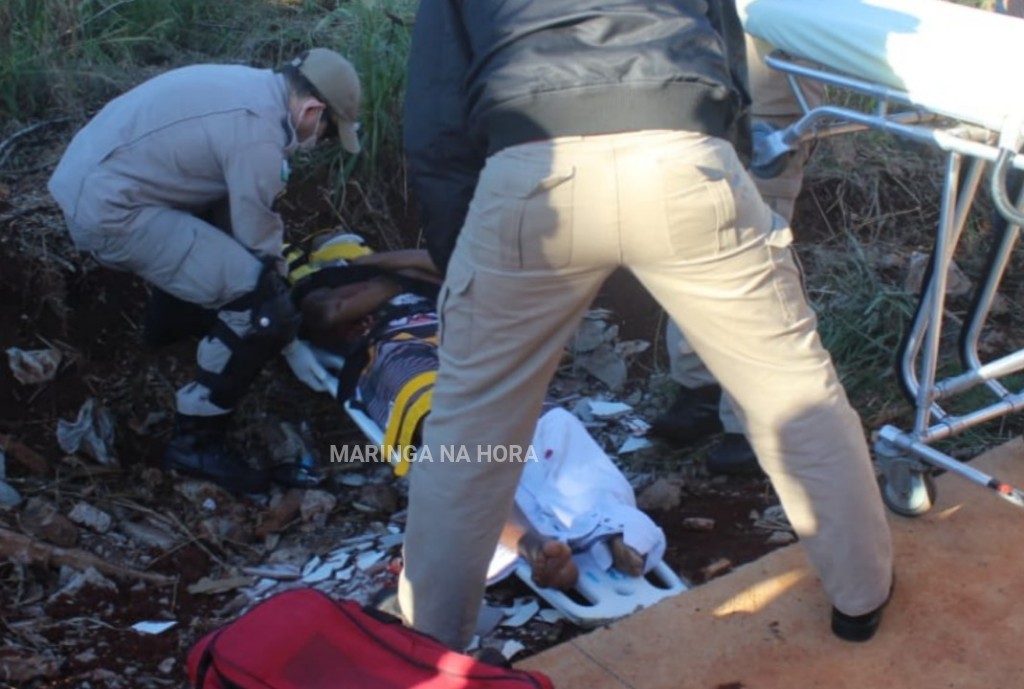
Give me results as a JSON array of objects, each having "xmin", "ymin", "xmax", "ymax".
[{"xmin": 186, "ymin": 588, "xmax": 555, "ymax": 689}]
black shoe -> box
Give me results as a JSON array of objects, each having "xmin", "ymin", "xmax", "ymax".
[
  {"xmin": 649, "ymin": 384, "xmax": 724, "ymax": 447},
  {"xmin": 369, "ymin": 586, "xmax": 403, "ymax": 621},
  {"xmin": 163, "ymin": 413, "xmax": 270, "ymax": 494},
  {"xmin": 470, "ymin": 647, "xmax": 511, "ymax": 669},
  {"xmin": 705, "ymin": 433, "xmax": 762, "ymax": 477},
  {"xmin": 831, "ymin": 579, "xmax": 894, "ymax": 642}
]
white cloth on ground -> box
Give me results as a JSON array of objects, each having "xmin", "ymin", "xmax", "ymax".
[{"xmin": 486, "ymin": 407, "xmax": 666, "ymax": 584}]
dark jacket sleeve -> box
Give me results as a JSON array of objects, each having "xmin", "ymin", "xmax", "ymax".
[
  {"xmin": 403, "ymin": 0, "xmax": 485, "ymax": 274},
  {"xmin": 707, "ymin": 0, "xmax": 752, "ymax": 165}
]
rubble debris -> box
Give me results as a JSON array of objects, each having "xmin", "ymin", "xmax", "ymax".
[
  {"xmin": 67, "ymin": 501, "xmax": 113, "ymax": 533},
  {"xmin": 56, "ymin": 397, "xmax": 118, "ymax": 466},
  {"xmin": 618, "ymin": 436, "xmax": 653, "ymax": 454},
  {"xmin": 354, "ymin": 483, "xmax": 399, "ymax": 515},
  {"xmin": 22, "ymin": 497, "xmax": 79, "ymax": 547},
  {"xmin": 242, "ymin": 564, "xmax": 302, "ymax": 581},
  {"xmin": 500, "ymin": 599, "xmax": 541, "ymax": 628},
  {"xmin": 0, "ymin": 649, "xmax": 60, "ymax": 683},
  {"xmin": 0, "ymin": 526, "xmax": 175, "ymax": 584},
  {"xmin": 500, "ymin": 639, "xmax": 527, "ymax": 661},
  {"xmin": 131, "ymin": 620, "xmax": 177, "ymax": 635},
  {"xmin": 587, "ymin": 400, "xmax": 633, "ymax": 418},
  {"xmin": 636, "ymin": 477, "xmax": 684, "ymax": 512},
  {"xmin": 6, "ymin": 346, "xmax": 62, "ymax": 384},
  {"xmin": 0, "ymin": 449, "xmax": 22, "ymax": 507},
  {"xmin": 700, "ymin": 557, "xmax": 733, "ymax": 581},
  {"xmin": 681, "ymin": 517, "xmax": 716, "ymax": 532},
  {"xmin": 49, "ymin": 566, "xmax": 117, "ymax": 601},
  {"xmin": 0, "ymin": 432, "xmax": 50, "ymax": 474},
  {"xmin": 752, "ymin": 505, "xmax": 792, "ymax": 532},
  {"xmin": 256, "ymin": 488, "xmax": 306, "ymax": 538},
  {"xmin": 188, "ymin": 576, "xmax": 255, "ymax": 596},
  {"xmin": 120, "ymin": 520, "xmax": 180, "ymax": 550},
  {"xmin": 766, "ymin": 531, "xmax": 797, "ymax": 545},
  {"xmin": 299, "ymin": 489, "xmax": 337, "ymax": 523}
]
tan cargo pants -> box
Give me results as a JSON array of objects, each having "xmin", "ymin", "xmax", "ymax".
[
  {"xmin": 668, "ymin": 32, "xmax": 824, "ymax": 432},
  {"xmin": 398, "ymin": 130, "xmax": 893, "ymax": 650}
]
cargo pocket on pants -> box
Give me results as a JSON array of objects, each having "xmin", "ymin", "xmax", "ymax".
[
  {"xmin": 766, "ymin": 221, "xmax": 808, "ymax": 324},
  {"xmin": 437, "ymin": 259, "xmax": 475, "ymax": 360}
]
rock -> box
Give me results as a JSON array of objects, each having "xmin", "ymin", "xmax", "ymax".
[
  {"xmin": 121, "ymin": 520, "xmax": 180, "ymax": 550},
  {"xmin": 681, "ymin": 517, "xmax": 716, "ymax": 532},
  {"xmin": 300, "ymin": 489, "xmax": 338, "ymax": 522},
  {"xmin": 766, "ymin": 530, "xmax": 797, "ymax": 545},
  {"xmin": 0, "ymin": 649, "xmax": 60, "ymax": 683},
  {"xmin": 354, "ymin": 484, "xmax": 398, "ymax": 515},
  {"xmin": 22, "ymin": 497, "xmax": 79, "ymax": 547},
  {"xmin": 67, "ymin": 501, "xmax": 113, "ymax": 533},
  {"xmin": 256, "ymin": 488, "xmax": 305, "ymax": 538},
  {"xmin": 0, "ymin": 433, "xmax": 49, "ymax": 475},
  {"xmin": 0, "ymin": 478, "xmax": 22, "ymax": 508},
  {"xmin": 636, "ymin": 477, "xmax": 683, "ymax": 512},
  {"xmin": 49, "ymin": 567, "xmax": 117, "ymax": 601},
  {"xmin": 700, "ymin": 557, "xmax": 733, "ymax": 581}
]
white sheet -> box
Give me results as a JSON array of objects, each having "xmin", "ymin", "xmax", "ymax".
[
  {"xmin": 738, "ymin": 0, "xmax": 1024, "ymax": 135},
  {"xmin": 486, "ymin": 407, "xmax": 667, "ymax": 584}
]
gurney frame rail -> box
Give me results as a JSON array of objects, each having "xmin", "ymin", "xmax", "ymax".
[{"xmin": 755, "ymin": 53, "xmax": 1024, "ymax": 515}]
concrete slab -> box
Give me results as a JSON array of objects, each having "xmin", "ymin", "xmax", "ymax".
[{"xmin": 520, "ymin": 437, "xmax": 1024, "ymax": 688}]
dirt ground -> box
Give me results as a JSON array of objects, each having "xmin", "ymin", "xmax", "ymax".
[
  {"xmin": 2, "ymin": 118, "xmax": 1022, "ymax": 688},
  {"xmin": 0, "ymin": 123, "xmax": 794, "ymax": 689}
]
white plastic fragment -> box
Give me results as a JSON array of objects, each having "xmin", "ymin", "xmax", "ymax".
[
  {"xmin": 67, "ymin": 502, "xmax": 113, "ymax": 533},
  {"xmin": 241, "ymin": 564, "xmax": 302, "ymax": 580},
  {"xmin": 132, "ymin": 620, "xmax": 177, "ymax": 635},
  {"xmin": 618, "ymin": 436, "xmax": 653, "ymax": 454},
  {"xmin": 500, "ymin": 599, "xmax": 540, "ymax": 628},
  {"xmin": 500, "ymin": 639, "xmax": 526, "ymax": 660},
  {"xmin": 6, "ymin": 347, "xmax": 61, "ymax": 385},
  {"xmin": 56, "ymin": 398, "xmax": 117, "ymax": 465},
  {"xmin": 587, "ymin": 400, "xmax": 633, "ymax": 418},
  {"xmin": 302, "ymin": 555, "xmax": 323, "ymax": 577},
  {"xmin": 355, "ymin": 550, "xmax": 385, "ymax": 571}
]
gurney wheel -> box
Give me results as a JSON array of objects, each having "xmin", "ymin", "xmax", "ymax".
[{"xmin": 878, "ymin": 470, "xmax": 936, "ymax": 517}]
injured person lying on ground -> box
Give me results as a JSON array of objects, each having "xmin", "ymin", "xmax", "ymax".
[{"xmin": 285, "ymin": 232, "xmax": 670, "ymax": 597}]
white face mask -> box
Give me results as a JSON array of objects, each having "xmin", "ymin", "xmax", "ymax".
[{"xmin": 296, "ymin": 109, "xmax": 322, "ymax": 152}]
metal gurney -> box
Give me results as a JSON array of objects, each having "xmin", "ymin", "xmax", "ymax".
[{"xmin": 739, "ymin": 0, "xmax": 1024, "ymax": 515}]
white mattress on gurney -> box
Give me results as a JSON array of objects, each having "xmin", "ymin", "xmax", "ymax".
[{"xmin": 738, "ymin": 0, "xmax": 1024, "ymax": 135}]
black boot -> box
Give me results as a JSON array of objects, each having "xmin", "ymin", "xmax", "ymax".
[
  {"xmin": 142, "ymin": 289, "xmax": 218, "ymax": 346},
  {"xmin": 705, "ymin": 433, "xmax": 762, "ymax": 477},
  {"xmin": 649, "ymin": 384, "xmax": 724, "ymax": 447},
  {"xmin": 163, "ymin": 413, "xmax": 270, "ymax": 494}
]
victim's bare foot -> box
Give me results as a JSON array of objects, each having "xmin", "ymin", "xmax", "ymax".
[
  {"xmin": 609, "ymin": 535, "xmax": 645, "ymax": 577},
  {"xmin": 525, "ymin": 539, "xmax": 579, "ymax": 590}
]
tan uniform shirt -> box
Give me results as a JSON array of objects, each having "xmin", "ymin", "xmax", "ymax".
[{"xmin": 48, "ymin": 64, "xmax": 298, "ymax": 259}]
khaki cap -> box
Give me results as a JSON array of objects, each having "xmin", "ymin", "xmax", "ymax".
[{"xmin": 292, "ymin": 48, "xmax": 362, "ymax": 154}]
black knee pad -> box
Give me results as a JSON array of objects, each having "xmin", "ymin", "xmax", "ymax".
[{"xmin": 199, "ymin": 264, "xmax": 301, "ymax": 409}]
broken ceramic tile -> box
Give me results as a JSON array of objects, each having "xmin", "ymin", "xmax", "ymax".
[
  {"xmin": 587, "ymin": 400, "xmax": 633, "ymax": 418},
  {"xmin": 500, "ymin": 599, "xmax": 540, "ymax": 628},
  {"xmin": 618, "ymin": 436, "xmax": 653, "ymax": 454}
]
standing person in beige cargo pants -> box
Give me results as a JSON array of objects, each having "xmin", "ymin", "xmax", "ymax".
[{"xmin": 397, "ymin": 0, "xmax": 893, "ymax": 652}]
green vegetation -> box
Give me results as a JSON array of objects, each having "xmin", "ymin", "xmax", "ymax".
[{"xmin": 1, "ymin": 0, "xmax": 416, "ymax": 229}]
